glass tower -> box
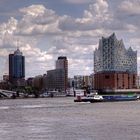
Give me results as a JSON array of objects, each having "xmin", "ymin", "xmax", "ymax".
[
  {"xmin": 94, "ymin": 33, "xmax": 137, "ymax": 74},
  {"xmin": 9, "ymin": 49, "xmax": 25, "ymax": 81}
]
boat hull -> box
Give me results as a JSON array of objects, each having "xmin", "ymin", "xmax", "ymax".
[
  {"xmin": 74, "ymin": 95, "xmax": 139, "ymax": 102},
  {"xmin": 102, "ymin": 95, "xmax": 139, "ymax": 102},
  {"xmin": 74, "ymin": 95, "xmax": 104, "ymax": 103}
]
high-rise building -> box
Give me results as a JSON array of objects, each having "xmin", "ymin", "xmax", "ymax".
[
  {"xmin": 46, "ymin": 56, "xmax": 68, "ymax": 92},
  {"xmin": 9, "ymin": 48, "xmax": 25, "ymax": 83},
  {"xmin": 94, "ymin": 33, "xmax": 137, "ymax": 90},
  {"xmin": 56, "ymin": 56, "xmax": 68, "ymax": 91},
  {"xmin": 56, "ymin": 56, "xmax": 68, "ymax": 70}
]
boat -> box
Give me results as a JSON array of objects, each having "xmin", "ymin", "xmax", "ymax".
[
  {"xmin": 74, "ymin": 93, "xmax": 139, "ymax": 102},
  {"xmin": 102, "ymin": 94, "xmax": 139, "ymax": 102},
  {"xmin": 74, "ymin": 93, "xmax": 104, "ymax": 103}
]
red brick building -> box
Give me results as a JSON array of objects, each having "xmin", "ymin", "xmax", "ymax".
[{"xmin": 94, "ymin": 72, "xmax": 137, "ymax": 90}]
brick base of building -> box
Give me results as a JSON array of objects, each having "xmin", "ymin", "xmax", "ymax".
[{"xmin": 94, "ymin": 72, "xmax": 137, "ymax": 90}]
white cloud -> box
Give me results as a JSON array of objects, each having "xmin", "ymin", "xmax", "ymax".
[
  {"xmin": 119, "ymin": 0, "xmax": 140, "ymax": 15},
  {"xmin": 87, "ymin": 0, "xmax": 109, "ymax": 19},
  {"xmin": 58, "ymin": 1, "xmax": 136, "ymax": 39},
  {"xmin": 17, "ymin": 5, "xmax": 60, "ymax": 35},
  {"xmin": 20, "ymin": 5, "xmax": 46, "ymax": 17},
  {"xmin": 63, "ymin": 0, "xmax": 91, "ymax": 4},
  {"xmin": 115, "ymin": 0, "xmax": 140, "ymax": 28},
  {"xmin": 0, "ymin": 17, "xmax": 17, "ymax": 35},
  {"xmin": 0, "ymin": 49, "xmax": 9, "ymax": 57},
  {"xmin": 59, "ymin": 0, "xmax": 113, "ymax": 32}
]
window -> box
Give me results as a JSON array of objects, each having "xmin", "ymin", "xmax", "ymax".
[{"xmin": 105, "ymin": 75, "xmax": 110, "ymax": 79}]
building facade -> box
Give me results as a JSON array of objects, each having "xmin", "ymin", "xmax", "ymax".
[
  {"xmin": 46, "ymin": 69, "xmax": 65, "ymax": 91},
  {"xmin": 94, "ymin": 33, "xmax": 137, "ymax": 90},
  {"xmin": 73, "ymin": 75, "xmax": 84, "ymax": 89},
  {"xmin": 56, "ymin": 56, "xmax": 68, "ymax": 91},
  {"xmin": 9, "ymin": 48, "xmax": 25, "ymax": 85},
  {"xmin": 45, "ymin": 56, "xmax": 68, "ymax": 92},
  {"xmin": 73, "ymin": 75, "xmax": 93, "ymax": 89}
]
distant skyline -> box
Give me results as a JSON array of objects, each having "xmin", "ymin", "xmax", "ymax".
[{"xmin": 0, "ymin": 0, "xmax": 140, "ymax": 78}]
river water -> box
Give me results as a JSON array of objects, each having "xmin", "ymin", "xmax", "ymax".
[{"xmin": 0, "ymin": 97, "xmax": 140, "ymax": 140}]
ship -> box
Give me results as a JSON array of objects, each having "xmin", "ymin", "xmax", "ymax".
[{"xmin": 74, "ymin": 93, "xmax": 139, "ymax": 103}]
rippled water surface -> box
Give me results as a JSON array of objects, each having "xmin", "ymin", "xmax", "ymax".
[{"xmin": 0, "ymin": 97, "xmax": 140, "ymax": 140}]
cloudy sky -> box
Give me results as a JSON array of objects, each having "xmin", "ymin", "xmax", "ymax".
[{"xmin": 0, "ymin": 0, "xmax": 140, "ymax": 78}]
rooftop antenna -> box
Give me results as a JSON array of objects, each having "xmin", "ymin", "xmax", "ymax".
[{"xmin": 16, "ymin": 39, "xmax": 20, "ymax": 50}]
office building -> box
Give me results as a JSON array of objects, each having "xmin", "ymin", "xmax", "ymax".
[
  {"xmin": 46, "ymin": 56, "xmax": 68, "ymax": 92},
  {"xmin": 46, "ymin": 69, "xmax": 65, "ymax": 91},
  {"xmin": 56, "ymin": 56, "xmax": 68, "ymax": 91},
  {"xmin": 9, "ymin": 48, "xmax": 25, "ymax": 85}
]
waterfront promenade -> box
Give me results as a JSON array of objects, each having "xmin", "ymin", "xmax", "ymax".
[{"xmin": 0, "ymin": 97, "xmax": 140, "ymax": 140}]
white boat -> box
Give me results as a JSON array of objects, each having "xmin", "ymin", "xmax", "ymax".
[{"xmin": 74, "ymin": 93, "xmax": 103, "ymax": 103}]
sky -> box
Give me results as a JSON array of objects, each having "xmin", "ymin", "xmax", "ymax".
[{"xmin": 0, "ymin": 0, "xmax": 140, "ymax": 78}]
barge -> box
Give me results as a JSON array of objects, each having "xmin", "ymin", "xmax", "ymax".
[{"xmin": 74, "ymin": 94, "xmax": 139, "ymax": 103}]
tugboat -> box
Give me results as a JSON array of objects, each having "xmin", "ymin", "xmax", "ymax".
[{"xmin": 74, "ymin": 92, "xmax": 104, "ymax": 103}]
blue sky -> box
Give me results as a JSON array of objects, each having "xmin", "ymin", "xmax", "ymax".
[{"xmin": 0, "ymin": 0, "xmax": 140, "ymax": 78}]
